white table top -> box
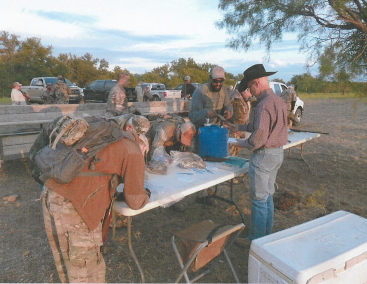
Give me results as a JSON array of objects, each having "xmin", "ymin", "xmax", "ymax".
[
  {"xmin": 228, "ymin": 131, "xmax": 320, "ymax": 150},
  {"xmin": 115, "ymin": 161, "xmax": 249, "ymax": 216},
  {"xmin": 283, "ymin": 131, "xmax": 320, "ymax": 149}
]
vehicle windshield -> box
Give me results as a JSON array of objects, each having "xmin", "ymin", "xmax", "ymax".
[
  {"xmin": 65, "ymin": 79, "xmax": 73, "ymax": 87},
  {"xmin": 45, "ymin": 78, "xmax": 57, "ymax": 85}
]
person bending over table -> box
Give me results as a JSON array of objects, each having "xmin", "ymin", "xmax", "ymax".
[
  {"xmin": 28, "ymin": 116, "xmax": 149, "ymax": 283},
  {"xmin": 224, "ymin": 64, "xmax": 288, "ymax": 242},
  {"xmin": 145, "ymin": 114, "xmax": 196, "ymax": 161}
]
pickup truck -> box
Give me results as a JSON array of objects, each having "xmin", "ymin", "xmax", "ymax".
[
  {"xmin": 140, "ymin": 83, "xmax": 181, "ymax": 101},
  {"xmin": 174, "ymin": 83, "xmax": 202, "ymax": 98},
  {"xmin": 234, "ymin": 80, "xmax": 304, "ymax": 125},
  {"xmin": 84, "ymin": 79, "xmax": 137, "ymax": 102},
  {"xmin": 20, "ymin": 77, "xmax": 82, "ymax": 104}
]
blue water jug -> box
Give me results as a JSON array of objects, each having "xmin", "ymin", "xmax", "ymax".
[{"xmin": 199, "ymin": 125, "xmax": 228, "ymax": 158}]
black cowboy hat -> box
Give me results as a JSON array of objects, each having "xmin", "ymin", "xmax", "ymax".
[{"xmin": 238, "ymin": 64, "xmax": 277, "ymax": 92}]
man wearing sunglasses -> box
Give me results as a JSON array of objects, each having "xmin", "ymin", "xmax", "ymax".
[{"xmin": 189, "ymin": 66, "xmax": 233, "ymax": 151}]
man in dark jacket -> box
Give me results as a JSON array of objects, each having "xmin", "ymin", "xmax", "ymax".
[{"xmin": 182, "ymin": 76, "xmax": 196, "ymax": 99}]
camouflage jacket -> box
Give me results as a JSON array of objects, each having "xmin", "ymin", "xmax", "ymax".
[
  {"xmin": 146, "ymin": 115, "xmax": 191, "ymax": 158},
  {"xmin": 229, "ymin": 90, "xmax": 250, "ymax": 125},
  {"xmin": 280, "ymin": 88, "xmax": 297, "ymax": 110},
  {"xmin": 189, "ymin": 83, "xmax": 233, "ymax": 128},
  {"xmin": 49, "ymin": 82, "xmax": 69, "ymax": 104},
  {"xmin": 106, "ymin": 84, "xmax": 128, "ymax": 116}
]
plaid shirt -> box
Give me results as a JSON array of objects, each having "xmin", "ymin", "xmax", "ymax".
[{"xmin": 238, "ymin": 88, "xmax": 288, "ymax": 150}]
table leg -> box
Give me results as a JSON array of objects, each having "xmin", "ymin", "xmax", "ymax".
[
  {"xmin": 112, "ymin": 203, "xmax": 116, "ymax": 240},
  {"xmin": 210, "ymin": 179, "xmax": 245, "ymax": 224},
  {"xmin": 229, "ymin": 179, "xmax": 246, "ymax": 224},
  {"xmin": 300, "ymin": 144, "xmax": 311, "ymax": 172},
  {"xmin": 127, "ymin": 216, "xmax": 145, "ymax": 283}
]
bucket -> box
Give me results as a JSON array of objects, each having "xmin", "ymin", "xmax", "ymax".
[{"xmin": 199, "ymin": 125, "xmax": 228, "ymax": 158}]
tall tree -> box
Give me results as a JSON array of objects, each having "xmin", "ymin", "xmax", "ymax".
[{"xmin": 216, "ymin": 0, "xmax": 367, "ymax": 75}]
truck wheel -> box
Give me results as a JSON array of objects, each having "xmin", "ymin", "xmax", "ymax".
[
  {"xmin": 293, "ymin": 108, "xmax": 302, "ymax": 126},
  {"xmin": 152, "ymin": 96, "xmax": 160, "ymax": 101}
]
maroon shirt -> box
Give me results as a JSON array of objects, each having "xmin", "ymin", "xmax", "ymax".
[
  {"xmin": 238, "ymin": 88, "xmax": 288, "ymax": 150},
  {"xmin": 46, "ymin": 138, "xmax": 148, "ymax": 231}
]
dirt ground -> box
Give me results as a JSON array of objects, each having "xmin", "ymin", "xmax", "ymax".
[{"xmin": 1, "ymin": 98, "xmax": 366, "ymax": 283}]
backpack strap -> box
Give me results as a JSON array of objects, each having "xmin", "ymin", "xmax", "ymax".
[
  {"xmin": 206, "ymin": 224, "xmax": 228, "ymax": 245},
  {"xmin": 77, "ymin": 171, "xmax": 112, "ymax": 177},
  {"xmin": 51, "ymin": 127, "xmax": 68, "ymax": 150}
]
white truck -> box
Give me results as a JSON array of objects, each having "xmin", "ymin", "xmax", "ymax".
[
  {"xmin": 20, "ymin": 77, "xmax": 82, "ymax": 104},
  {"xmin": 268, "ymin": 81, "xmax": 304, "ymax": 125},
  {"xmin": 140, "ymin": 83, "xmax": 181, "ymax": 101},
  {"xmin": 234, "ymin": 80, "xmax": 304, "ymax": 125}
]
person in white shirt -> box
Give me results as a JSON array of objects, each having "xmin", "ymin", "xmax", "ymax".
[{"xmin": 11, "ymin": 82, "xmax": 27, "ymax": 105}]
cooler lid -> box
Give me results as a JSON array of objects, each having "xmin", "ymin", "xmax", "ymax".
[{"xmin": 250, "ymin": 211, "xmax": 367, "ymax": 283}]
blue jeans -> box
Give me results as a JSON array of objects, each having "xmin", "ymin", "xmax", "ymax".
[
  {"xmin": 248, "ymin": 147, "xmax": 284, "ymax": 241},
  {"xmin": 249, "ymin": 195, "xmax": 274, "ymax": 241}
]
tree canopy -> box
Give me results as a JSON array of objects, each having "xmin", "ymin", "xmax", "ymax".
[
  {"xmin": 216, "ymin": 0, "xmax": 367, "ymax": 77},
  {"xmin": 1, "ymin": 30, "xmax": 365, "ymax": 98}
]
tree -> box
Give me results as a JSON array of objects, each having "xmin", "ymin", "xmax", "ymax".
[
  {"xmin": 0, "ymin": 31, "xmax": 20, "ymax": 61},
  {"xmin": 216, "ymin": 0, "xmax": 367, "ymax": 75}
]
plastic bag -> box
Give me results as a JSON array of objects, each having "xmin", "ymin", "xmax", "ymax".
[
  {"xmin": 151, "ymin": 146, "xmax": 173, "ymax": 164},
  {"xmin": 170, "ymin": 151, "xmax": 206, "ymax": 169},
  {"xmin": 145, "ymin": 160, "xmax": 168, "ymax": 175},
  {"xmin": 145, "ymin": 147, "xmax": 171, "ymax": 175}
]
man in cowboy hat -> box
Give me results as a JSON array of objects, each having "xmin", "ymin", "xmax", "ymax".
[{"xmin": 225, "ymin": 64, "xmax": 288, "ymax": 241}]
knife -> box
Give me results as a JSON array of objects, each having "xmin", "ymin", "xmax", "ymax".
[{"xmin": 216, "ymin": 113, "xmax": 227, "ymax": 121}]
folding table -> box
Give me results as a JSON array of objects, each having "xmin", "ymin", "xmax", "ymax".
[
  {"xmin": 112, "ymin": 161, "xmax": 249, "ymax": 282},
  {"xmin": 284, "ymin": 131, "xmax": 321, "ymax": 171},
  {"xmin": 228, "ymin": 131, "xmax": 321, "ymax": 171}
]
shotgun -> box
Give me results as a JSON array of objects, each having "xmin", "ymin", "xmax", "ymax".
[{"xmin": 290, "ymin": 129, "xmax": 329, "ymax": 135}]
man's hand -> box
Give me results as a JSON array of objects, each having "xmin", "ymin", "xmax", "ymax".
[
  {"xmin": 223, "ymin": 121, "xmax": 238, "ymax": 132},
  {"xmin": 223, "ymin": 110, "xmax": 232, "ymax": 120},
  {"xmin": 207, "ymin": 110, "xmax": 217, "ymax": 119},
  {"xmin": 145, "ymin": 188, "xmax": 151, "ymax": 198}
]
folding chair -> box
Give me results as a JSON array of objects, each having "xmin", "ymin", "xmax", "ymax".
[{"xmin": 171, "ymin": 220, "xmax": 245, "ymax": 283}]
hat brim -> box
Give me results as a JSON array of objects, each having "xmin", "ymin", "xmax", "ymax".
[{"xmin": 238, "ymin": 78, "xmax": 249, "ymax": 93}]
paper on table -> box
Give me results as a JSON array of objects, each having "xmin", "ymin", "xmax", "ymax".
[
  {"xmin": 176, "ymin": 176, "xmax": 194, "ymax": 183},
  {"xmin": 228, "ymin": 137, "xmax": 240, "ymax": 144}
]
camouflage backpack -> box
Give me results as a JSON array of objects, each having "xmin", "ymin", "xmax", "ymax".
[
  {"xmin": 48, "ymin": 115, "xmax": 89, "ymax": 149},
  {"xmin": 32, "ymin": 115, "xmax": 136, "ymax": 184}
]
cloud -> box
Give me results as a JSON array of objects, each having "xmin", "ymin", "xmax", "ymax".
[
  {"xmin": 0, "ymin": 0, "xmax": 312, "ymax": 82},
  {"xmin": 32, "ymin": 10, "xmax": 96, "ymax": 25}
]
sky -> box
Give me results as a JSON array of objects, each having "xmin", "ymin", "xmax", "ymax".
[{"xmin": 1, "ymin": 0, "xmax": 316, "ymax": 83}]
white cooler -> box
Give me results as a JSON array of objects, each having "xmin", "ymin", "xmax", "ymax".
[{"xmin": 248, "ymin": 211, "xmax": 367, "ymax": 284}]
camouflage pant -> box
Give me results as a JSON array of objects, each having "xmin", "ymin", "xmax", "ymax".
[{"xmin": 42, "ymin": 187, "xmax": 105, "ymax": 283}]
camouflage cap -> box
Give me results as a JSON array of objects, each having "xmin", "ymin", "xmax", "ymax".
[
  {"xmin": 130, "ymin": 115, "xmax": 150, "ymax": 135},
  {"xmin": 184, "ymin": 76, "xmax": 191, "ymax": 81},
  {"xmin": 211, "ymin": 66, "xmax": 225, "ymax": 80},
  {"xmin": 179, "ymin": 121, "xmax": 196, "ymax": 146}
]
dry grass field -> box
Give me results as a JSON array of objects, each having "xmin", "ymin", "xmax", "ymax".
[{"xmin": 0, "ymin": 98, "xmax": 366, "ymax": 283}]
